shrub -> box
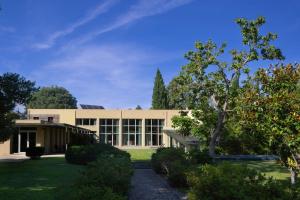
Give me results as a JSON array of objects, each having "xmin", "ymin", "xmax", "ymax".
[
  {"xmin": 65, "ymin": 143, "xmax": 130, "ymax": 165},
  {"xmin": 71, "ymin": 186, "xmax": 125, "ymax": 200},
  {"xmin": 186, "ymin": 148, "xmax": 212, "ymax": 165},
  {"xmin": 151, "ymin": 147, "xmax": 189, "ymax": 187},
  {"xmin": 187, "ymin": 163, "xmax": 291, "ymax": 200},
  {"xmin": 25, "ymin": 147, "xmax": 45, "ymax": 159}
]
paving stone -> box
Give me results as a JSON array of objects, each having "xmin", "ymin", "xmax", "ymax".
[{"xmin": 129, "ymin": 169, "xmax": 187, "ymax": 200}]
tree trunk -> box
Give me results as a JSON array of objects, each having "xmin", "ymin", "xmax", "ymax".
[
  {"xmin": 290, "ymin": 168, "xmax": 298, "ymax": 185},
  {"xmin": 209, "ymin": 108, "xmax": 226, "ymax": 158}
]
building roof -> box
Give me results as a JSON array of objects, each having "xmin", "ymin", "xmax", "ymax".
[{"xmin": 15, "ymin": 120, "xmax": 92, "ymax": 134}]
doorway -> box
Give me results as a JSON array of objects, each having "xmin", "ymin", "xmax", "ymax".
[{"xmin": 19, "ymin": 131, "xmax": 36, "ymax": 152}]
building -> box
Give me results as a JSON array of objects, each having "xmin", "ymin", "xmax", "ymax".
[{"xmin": 0, "ymin": 109, "xmax": 184, "ymax": 156}]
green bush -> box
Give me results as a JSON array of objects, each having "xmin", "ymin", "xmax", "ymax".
[
  {"xmin": 187, "ymin": 163, "xmax": 291, "ymax": 200},
  {"xmin": 65, "ymin": 143, "xmax": 130, "ymax": 165},
  {"xmin": 71, "ymin": 185, "xmax": 126, "ymax": 200},
  {"xmin": 151, "ymin": 147, "xmax": 189, "ymax": 187},
  {"xmin": 25, "ymin": 147, "xmax": 45, "ymax": 159},
  {"xmin": 186, "ymin": 149, "xmax": 212, "ymax": 165},
  {"xmin": 71, "ymin": 153, "xmax": 133, "ymax": 199}
]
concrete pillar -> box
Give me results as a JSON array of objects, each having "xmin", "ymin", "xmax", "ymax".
[
  {"xmin": 142, "ymin": 118, "xmax": 145, "ymax": 147},
  {"xmin": 118, "ymin": 113, "xmax": 122, "ymax": 147},
  {"xmin": 18, "ymin": 131, "xmax": 21, "ymax": 153}
]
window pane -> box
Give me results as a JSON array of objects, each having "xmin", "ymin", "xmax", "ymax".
[
  {"xmin": 100, "ymin": 119, "xmax": 106, "ymax": 125},
  {"xmin": 129, "ymin": 119, "xmax": 135, "ymax": 126},
  {"xmin": 113, "ymin": 134, "xmax": 119, "ymax": 146},
  {"xmin": 76, "ymin": 119, "xmax": 82, "ymax": 125},
  {"xmin": 129, "ymin": 126, "xmax": 135, "ymax": 134},
  {"xmin": 145, "ymin": 134, "xmax": 151, "ymax": 146},
  {"xmin": 136, "ymin": 120, "xmax": 142, "ymax": 126},
  {"xmin": 113, "ymin": 126, "xmax": 119, "ymax": 134},
  {"xmin": 122, "ymin": 134, "xmax": 128, "ymax": 146},
  {"xmin": 159, "ymin": 120, "xmax": 165, "ymax": 126},
  {"xmin": 136, "ymin": 126, "xmax": 141, "ymax": 134},
  {"xmin": 122, "ymin": 119, "xmax": 128, "ymax": 126},
  {"xmin": 83, "ymin": 119, "xmax": 90, "ymax": 125},
  {"xmin": 107, "ymin": 126, "xmax": 113, "ymax": 133},
  {"xmin": 145, "ymin": 119, "xmax": 151, "ymax": 126},
  {"xmin": 90, "ymin": 119, "xmax": 96, "ymax": 125},
  {"xmin": 152, "ymin": 126, "xmax": 158, "ymax": 134},
  {"xmin": 152, "ymin": 134, "xmax": 158, "ymax": 146},
  {"xmin": 129, "ymin": 134, "xmax": 135, "ymax": 145},
  {"xmin": 100, "ymin": 126, "xmax": 105, "ymax": 133},
  {"xmin": 136, "ymin": 134, "xmax": 141, "ymax": 146},
  {"xmin": 107, "ymin": 119, "xmax": 112, "ymax": 125},
  {"xmin": 113, "ymin": 119, "xmax": 119, "ymax": 125},
  {"xmin": 159, "ymin": 134, "xmax": 162, "ymax": 145},
  {"xmin": 123, "ymin": 126, "xmax": 128, "ymax": 133},
  {"xmin": 152, "ymin": 119, "xmax": 158, "ymax": 126},
  {"xmin": 146, "ymin": 126, "xmax": 151, "ymax": 133},
  {"xmin": 107, "ymin": 134, "xmax": 112, "ymax": 145}
]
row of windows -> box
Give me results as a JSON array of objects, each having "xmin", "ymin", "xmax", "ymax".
[
  {"xmin": 76, "ymin": 118, "xmax": 96, "ymax": 126},
  {"xmin": 99, "ymin": 119, "xmax": 164, "ymax": 146}
]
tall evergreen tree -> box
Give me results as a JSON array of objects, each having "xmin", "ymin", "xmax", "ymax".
[{"xmin": 151, "ymin": 69, "xmax": 168, "ymax": 109}]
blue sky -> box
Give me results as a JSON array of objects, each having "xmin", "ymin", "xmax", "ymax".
[{"xmin": 0, "ymin": 0, "xmax": 299, "ymax": 109}]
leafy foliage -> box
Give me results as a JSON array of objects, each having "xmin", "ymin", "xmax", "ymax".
[
  {"xmin": 170, "ymin": 16, "xmax": 284, "ymax": 156},
  {"xmin": 0, "ymin": 73, "xmax": 36, "ymax": 141},
  {"xmin": 187, "ymin": 163, "xmax": 290, "ymax": 200},
  {"xmin": 27, "ymin": 86, "xmax": 77, "ymax": 109},
  {"xmin": 238, "ymin": 64, "xmax": 300, "ymax": 184},
  {"xmin": 152, "ymin": 69, "xmax": 168, "ymax": 109}
]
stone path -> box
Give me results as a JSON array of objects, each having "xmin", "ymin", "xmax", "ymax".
[{"xmin": 129, "ymin": 168, "xmax": 187, "ymax": 200}]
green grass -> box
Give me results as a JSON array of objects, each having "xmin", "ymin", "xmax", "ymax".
[
  {"xmin": 229, "ymin": 160, "xmax": 290, "ymax": 181},
  {"xmin": 0, "ymin": 157, "xmax": 83, "ymax": 200},
  {"xmin": 126, "ymin": 149, "xmax": 156, "ymax": 161}
]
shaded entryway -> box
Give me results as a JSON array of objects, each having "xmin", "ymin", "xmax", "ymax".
[{"xmin": 129, "ymin": 168, "xmax": 187, "ymax": 200}]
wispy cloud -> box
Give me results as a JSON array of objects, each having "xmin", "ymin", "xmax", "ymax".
[
  {"xmin": 32, "ymin": 0, "xmax": 118, "ymax": 50},
  {"xmin": 68, "ymin": 0, "xmax": 193, "ymax": 46},
  {"xmin": 30, "ymin": 44, "xmax": 177, "ymax": 108}
]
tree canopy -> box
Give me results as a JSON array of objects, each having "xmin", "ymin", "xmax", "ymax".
[
  {"xmin": 152, "ymin": 69, "xmax": 168, "ymax": 109},
  {"xmin": 171, "ymin": 16, "xmax": 284, "ymax": 157},
  {"xmin": 0, "ymin": 73, "xmax": 36, "ymax": 141},
  {"xmin": 27, "ymin": 86, "xmax": 77, "ymax": 109}
]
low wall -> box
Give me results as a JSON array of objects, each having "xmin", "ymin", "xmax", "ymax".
[{"xmin": 0, "ymin": 139, "xmax": 11, "ymax": 156}]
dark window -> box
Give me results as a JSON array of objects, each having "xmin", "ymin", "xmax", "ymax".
[
  {"xmin": 48, "ymin": 117, "xmax": 53, "ymax": 122},
  {"xmin": 33, "ymin": 117, "xmax": 39, "ymax": 120},
  {"xmin": 83, "ymin": 119, "xmax": 90, "ymax": 125}
]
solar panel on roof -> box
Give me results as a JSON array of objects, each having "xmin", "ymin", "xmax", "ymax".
[{"xmin": 80, "ymin": 104, "xmax": 104, "ymax": 109}]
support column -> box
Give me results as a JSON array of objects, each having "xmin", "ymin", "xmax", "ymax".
[
  {"xmin": 142, "ymin": 118, "xmax": 145, "ymax": 147},
  {"xmin": 118, "ymin": 113, "xmax": 122, "ymax": 147},
  {"xmin": 18, "ymin": 131, "xmax": 21, "ymax": 153}
]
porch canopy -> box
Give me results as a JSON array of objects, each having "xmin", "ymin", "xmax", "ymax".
[
  {"xmin": 163, "ymin": 128, "xmax": 199, "ymax": 151},
  {"xmin": 13, "ymin": 120, "xmax": 94, "ymax": 154}
]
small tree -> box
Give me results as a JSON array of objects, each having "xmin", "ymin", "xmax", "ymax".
[
  {"xmin": 136, "ymin": 105, "xmax": 142, "ymax": 110},
  {"xmin": 239, "ymin": 64, "xmax": 300, "ymax": 185},
  {"xmin": 27, "ymin": 86, "xmax": 77, "ymax": 109},
  {"xmin": 152, "ymin": 69, "xmax": 168, "ymax": 109},
  {"xmin": 0, "ymin": 73, "xmax": 36, "ymax": 141},
  {"xmin": 173, "ymin": 17, "xmax": 284, "ymax": 157}
]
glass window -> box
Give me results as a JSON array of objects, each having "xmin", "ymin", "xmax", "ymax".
[
  {"xmin": 145, "ymin": 134, "xmax": 151, "ymax": 146},
  {"xmin": 76, "ymin": 119, "xmax": 82, "ymax": 125},
  {"xmin": 100, "ymin": 119, "xmax": 106, "ymax": 125},
  {"xmin": 122, "ymin": 119, "xmax": 142, "ymax": 146},
  {"xmin": 144, "ymin": 119, "xmax": 164, "ymax": 146},
  {"xmin": 107, "ymin": 119, "xmax": 112, "ymax": 125},
  {"xmin": 90, "ymin": 119, "xmax": 96, "ymax": 125},
  {"xmin": 83, "ymin": 119, "xmax": 90, "ymax": 125}
]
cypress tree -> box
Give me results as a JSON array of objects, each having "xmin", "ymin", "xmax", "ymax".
[{"xmin": 151, "ymin": 69, "xmax": 168, "ymax": 109}]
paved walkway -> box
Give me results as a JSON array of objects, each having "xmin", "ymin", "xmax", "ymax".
[
  {"xmin": 0, "ymin": 154, "xmax": 64, "ymax": 163},
  {"xmin": 129, "ymin": 168, "xmax": 187, "ymax": 200}
]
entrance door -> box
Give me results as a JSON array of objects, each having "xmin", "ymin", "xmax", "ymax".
[{"xmin": 20, "ymin": 131, "xmax": 36, "ymax": 152}]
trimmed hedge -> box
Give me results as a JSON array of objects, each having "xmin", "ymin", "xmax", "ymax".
[
  {"xmin": 25, "ymin": 147, "xmax": 45, "ymax": 159},
  {"xmin": 65, "ymin": 143, "xmax": 130, "ymax": 165}
]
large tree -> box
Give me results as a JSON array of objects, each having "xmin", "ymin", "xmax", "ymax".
[
  {"xmin": 173, "ymin": 17, "xmax": 284, "ymax": 157},
  {"xmin": 239, "ymin": 64, "xmax": 300, "ymax": 184},
  {"xmin": 0, "ymin": 73, "xmax": 36, "ymax": 141},
  {"xmin": 152, "ymin": 69, "xmax": 168, "ymax": 109},
  {"xmin": 27, "ymin": 86, "xmax": 77, "ymax": 109}
]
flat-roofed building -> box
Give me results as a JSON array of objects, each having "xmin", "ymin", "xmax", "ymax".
[{"xmin": 0, "ymin": 109, "xmax": 182, "ymax": 155}]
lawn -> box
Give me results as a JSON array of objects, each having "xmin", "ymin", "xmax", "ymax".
[
  {"xmin": 229, "ymin": 160, "xmax": 290, "ymax": 181},
  {"xmin": 126, "ymin": 149, "xmax": 156, "ymax": 161},
  {"xmin": 0, "ymin": 157, "xmax": 83, "ymax": 200}
]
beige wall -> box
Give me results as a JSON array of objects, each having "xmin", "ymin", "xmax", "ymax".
[
  {"xmin": 27, "ymin": 109, "xmax": 182, "ymax": 148},
  {"xmin": 0, "ymin": 138, "xmax": 11, "ymax": 156}
]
